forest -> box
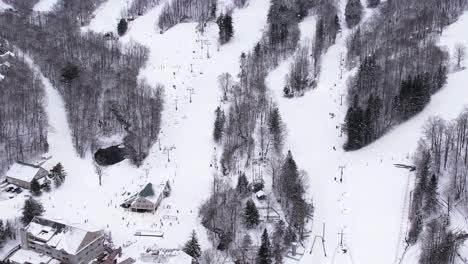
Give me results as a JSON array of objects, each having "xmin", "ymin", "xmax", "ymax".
[
  {"xmin": 0, "ymin": 40, "xmax": 48, "ymax": 173},
  {"xmin": 344, "ymin": 0, "xmax": 467, "ymax": 150},
  {"xmin": 199, "ymin": 0, "xmax": 315, "ymax": 262},
  {"xmin": 0, "ymin": 0, "xmax": 164, "ymax": 165},
  {"xmin": 407, "ymin": 110, "xmax": 468, "ymax": 263}
]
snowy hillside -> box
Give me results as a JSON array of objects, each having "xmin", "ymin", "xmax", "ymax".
[{"xmin": 1, "ymin": 0, "xmax": 468, "ymax": 263}]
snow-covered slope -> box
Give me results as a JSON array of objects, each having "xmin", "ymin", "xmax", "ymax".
[
  {"xmin": 267, "ymin": 5, "xmax": 468, "ymax": 264},
  {"xmin": 82, "ymin": 0, "xmax": 134, "ymax": 33},
  {"xmin": 1, "ymin": 0, "xmax": 271, "ymax": 260},
  {"xmin": 33, "ymin": 0, "xmax": 60, "ymax": 12},
  {"xmin": 0, "ymin": 0, "xmax": 12, "ymax": 11},
  {"xmin": 2, "ymin": 0, "xmax": 468, "ymax": 262}
]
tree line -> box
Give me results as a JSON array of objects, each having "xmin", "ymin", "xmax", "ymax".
[
  {"xmin": 0, "ymin": 0, "xmax": 164, "ymax": 165},
  {"xmin": 284, "ymin": 0, "xmax": 340, "ymax": 97},
  {"xmin": 200, "ymin": 0, "xmax": 315, "ymax": 262},
  {"xmin": 344, "ymin": 0, "xmax": 468, "ymax": 150},
  {"xmin": 408, "ymin": 110, "xmax": 468, "ymax": 263},
  {"xmin": 157, "ymin": 0, "xmax": 217, "ymax": 31},
  {"xmin": 0, "ymin": 40, "xmax": 48, "ymax": 174}
]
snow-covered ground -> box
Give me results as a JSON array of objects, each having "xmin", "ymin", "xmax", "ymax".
[
  {"xmin": 266, "ymin": 4, "xmax": 468, "ymax": 264},
  {"xmin": 2, "ymin": 0, "xmax": 468, "ymax": 263},
  {"xmin": 82, "ymin": 0, "xmax": 134, "ymax": 33},
  {"xmin": 1, "ymin": 0, "xmax": 271, "ymax": 261},
  {"xmin": 0, "ymin": 0, "xmax": 11, "ymax": 11},
  {"xmin": 33, "ymin": 0, "xmax": 59, "ymax": 12}
]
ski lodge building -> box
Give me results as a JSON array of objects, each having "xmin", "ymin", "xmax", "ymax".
[
  {"xmin": 6, "ymin": 217, "xmax": 105, "ymax": 264},
  {"xmin": 121, "ymin": 181, "xmax": 170, "ymax": 213}
]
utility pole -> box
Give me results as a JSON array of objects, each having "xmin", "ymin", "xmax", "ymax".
[
  {"xmin": 340, "ymin": 93, "xmax": 345, "ymax": 106},
  {"xmin": 190, "ymin": 63, "xmax": 193, "ymax": 73},
  {"xmin": 163, "ymin": 146, "xmax": 176, "ymax": 162},
  {"xmin": 187, "ymin": 87, "xmax": 195, "ymax": 103},
  {"xmin": 338, "ymin": 230, "xmax": 344, "ymax": 246},
  {"xmin": 339, "ymin": 165, "xmax": 345, "ymax": 182},
  {"xmin": 175, "ymin": 98, "xmax": 178, "ymax": 111}
]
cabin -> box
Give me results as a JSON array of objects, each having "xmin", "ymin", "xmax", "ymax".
[
  {"xmin": 121, "ymin": 181, "xmax": 170, "ymax": 213},
  {"xmin": 5, "ymin": 162, "xmax": 48, "ymax": 189}
]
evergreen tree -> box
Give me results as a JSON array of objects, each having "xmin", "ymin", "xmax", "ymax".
[
  {"xmin": 183, "ymin": 230, "xmax": 201, "ymax": 259},
  {"xmin": 30, "ymin": 178, "xmax": 41, "ymax": 196},
  {"xmin": 334, "ymin": 14, "xmax": 341, "ymax": 32},
  {"xmin": 268, "ymin": 107, "xmax": 283, "ymax": 154},
  {"xmin": 236, "ymin": 172, "xmax": 249, "ymax": 195},
  {"xmin": 243, "ymin": 199, "xmax": 260, "ymax": 228},
  {"xmin": 257, "ymin": 229, "xmax": 272, "ymax": 264},
  {"xmin": 366, "ymin": 0, "xmax": 380, "ymax": 8},
  {"xmin": 117, "ymin": 18, "xmax": 128, "ymax": 36},
  {"xmin": 213, "ymin": 106, "xmax": 225, "ymax": 142},
  {"xmin": 223, "ymin": 14, "xmax": 233, "ymax": 43},
  {"xmin": 345, "ymin": 0, "xmax": 363, "ymax": 28},
  {"xmin": 344, "ymin": 96, "xmax": 364, "ymax": 150},
  {"xmin": 21, "ymin": 197, "xmax": 44, "ymax": 225},
  {"xmin": 50, "ymin": 162, "xmax": 66, "ymax": 187},
  {"xmin": 217, "ymin": 13, "xmax": 234, "ymax": 44}
]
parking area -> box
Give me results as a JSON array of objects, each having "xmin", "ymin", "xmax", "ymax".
[{"xmin": 0, "ymin": 181, "xmax": 23, "ymax": 200}]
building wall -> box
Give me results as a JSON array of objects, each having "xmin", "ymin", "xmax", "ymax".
[
  {"xmin": 6, "ymin": 176, "xmax": 30, "ymax": 189},
  {"xmin": 75, "ymin": 236, "xmax": 105, "ymax": 264},
  {"xmin": 131, "ymin": 197, "xmax": 155, "ymax": 212},
  {"xmin": 21, "ymin": 229, "xmax": 104, "ymax": 264}
]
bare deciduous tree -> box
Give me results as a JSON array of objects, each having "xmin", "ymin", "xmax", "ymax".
[{"xmin": 454, "ymin": 43, "xmax": 466, "ymax": 69}]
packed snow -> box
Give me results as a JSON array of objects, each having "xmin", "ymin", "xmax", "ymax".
[
  {"xmin": 33, "ymin": 0, "xmax": 60, "ymax": 12},
  {"xmin": 1, "ymin": 0, "xmax": 271, "ymax": 261},
  {"xmin": 0, "ymin": 0, "xmax": 11, "ymax": 11},
  {"xmin": 266, "ymin": 4, "xmax": 468, "ymax": 264},
  {"xmin": 2, "ymin": 0, "xmax": 468, "ymax": 263}
]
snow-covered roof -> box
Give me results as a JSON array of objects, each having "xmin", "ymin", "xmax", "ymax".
[
  {"xmin": 256, "ymin": 190, "xmax": 266, "ymax": 197},
  {"xmin": 6, "ymin": 162, "xmax": 45, "ymax": 183},
  {"xmin": 8, "ymin": 248, "xmax": 53, "ymax": 264},
  {"xmin": 123, "ymin": 182, "xmax": 168, "ymax": 205},
  {"xmin": 26, "ymin": 217, "xmax": 103, "ymax": 255}
]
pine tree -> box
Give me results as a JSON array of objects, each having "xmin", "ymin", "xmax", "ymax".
[
  {"xmin": 366, "ymin": 0, "xmax": 380, "ymax": 8},
  {"xmin": 117, "ymin": 18, "xmax": 128, "ymax": 36},
  {"xmin": 223, "ymin": 14, "xmax": 233, "ymax": 43},
  {"xmin": 21, "ymin": 197, "xmax": 44, "ymax": 225},
  {"xmin": 50, "ymin": 162, "xmax": 66, "ymax": 187},
  {"xmin": 243, "ymin": 199, "xmax": 260, "ymax": 228},
  {"xmin": 213, "ymin": 106, "xmax": 225, "ymax": 142},
  {"xmin": 30, "ymin": 178, "xmax": 41, "ymax": 196},
  {"xmin": 345, "ymin": 0, "xmax": 363, "ymax": 28},
  {"xmin": 268, "ymin": 107, "xmax": 283, "ymax": 154},
  {"xmin": 344, "ymin": 96, "xmax": 364, "ymax": 150},
  {"xmin": 334, "ymin": 14, "xmax": 341, "ymax": 32},
  {"xmin": 217, "ymin": 13, "xmax": 226, "ymax": 44},
  {"xmin": 236, "ymin": 172, "xmax": 249, "ymax": 195},
  {"xmin": 217, "ymin": 13, "xmax": 234, "ymax": 44},
  {"xmin": 183, "ymin": 230, "xmax": 201, "ymax": 259},
  {"xmin": 257, "ymin": 229, "xmax": 272, "ymax": 264}
]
